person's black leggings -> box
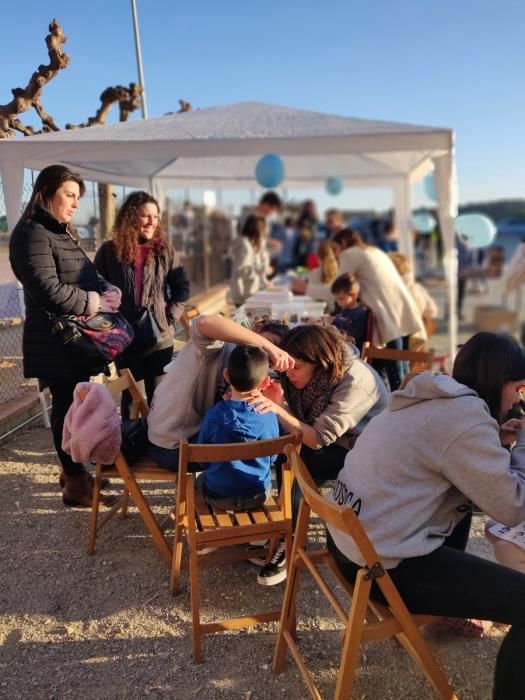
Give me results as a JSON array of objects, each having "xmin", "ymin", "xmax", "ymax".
[
  {"xmin": 116, "ymin": 345, "xmax": 173, "ymax": 420},
  {"xmin": 327, "ymin": 515, "xmax": 525, "ymax": 699},
  {"xmin": 48, "ymin": 376, "xmax": 89, "ymax": 477}
]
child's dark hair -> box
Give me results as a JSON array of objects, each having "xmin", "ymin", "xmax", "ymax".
[
  {"xmin": 331, "ymin": 272, "xmax": 356, "ymax": 296},
  {"xmin": 452, "ymin": 332, "xmax": 525, "ymax": 421},
  {"xmin": 227, "ymin": 344, "xmax": 269, "ymax": 392}
]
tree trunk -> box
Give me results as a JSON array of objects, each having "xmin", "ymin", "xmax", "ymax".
[{"xmin": 98, "ymin": 184, "xmax": 115, "ymax": 242}]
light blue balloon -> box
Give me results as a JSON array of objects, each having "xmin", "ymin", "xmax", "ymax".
[
  {"xmin": 325, "ymin": 176, "xmax": 343, "ymax": 196},
  {"xmin": 411, "ymin": 212, "xmax": 436, "ymax": 234},
  {"xmin": 255, "ymin": 153, "xmax": 285, "ymax": 188},
  {"xmin": 424, "ymin": 174, "xmax": 437, "ymax": 202},
  {"xmin": 454, "ymin": 213, "xmax": 496, "ymax": 249}
]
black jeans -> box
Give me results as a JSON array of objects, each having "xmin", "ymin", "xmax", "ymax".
[
  {"xmin": 48, "ymin": 376, "xmax": 89, "ymax": 477},
  {"xmin": 327, "ymin": 515, "xmax": 525, "ymax": 700},
  {"xmin": 116, "ymin": 345, "xmax": 173, "ymax": 420},
  {"xmin": 277, "ymin": 443, "xmax": 348, "ymax": 526}
]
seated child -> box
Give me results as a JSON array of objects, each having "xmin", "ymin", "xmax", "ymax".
[
  {"xmin": 330, "ymin": 273, "xmax": 369, "ymax": 351},
  {"xmin": 197, "ymin": 344, "xmax": 280, "ymax": 511}
]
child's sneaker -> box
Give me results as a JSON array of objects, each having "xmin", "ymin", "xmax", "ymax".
[{"xmin": 257, "ymin": 540, "xmax": 286, "ymax": 586}]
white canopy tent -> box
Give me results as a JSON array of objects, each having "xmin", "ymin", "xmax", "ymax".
[{"xmin": 0, "ymin": 101, "xmax": 458, "ymax": 357}]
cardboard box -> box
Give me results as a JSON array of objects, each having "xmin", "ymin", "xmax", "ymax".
[{"xmin": 474, "ymin": 305, "xmax": 518, "ymax": 333}]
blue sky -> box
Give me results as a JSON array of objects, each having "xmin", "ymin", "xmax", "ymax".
[{"xmin": 1, "ymin": 0, "xmax": 524, "ymax": 214}]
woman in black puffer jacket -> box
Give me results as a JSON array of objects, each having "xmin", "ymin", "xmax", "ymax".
[
  {"xmin": 95, "ymin": 191, "xmax": 190, "ymax": 418},
  {"xmin": 9, "ymin": 164, "xmax": 120, "ymax": 508}
]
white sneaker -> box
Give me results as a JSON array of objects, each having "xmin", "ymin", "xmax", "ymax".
[{"xmin": 197, "ymin": 546, "xmax": 218, "ymax": 556}]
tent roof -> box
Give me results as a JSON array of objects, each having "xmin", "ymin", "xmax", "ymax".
[{"xmin": 0, "ymin": 101, "xmax": 452, "ymax": 188}]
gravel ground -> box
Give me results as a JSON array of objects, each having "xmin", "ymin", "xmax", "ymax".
[
  {"xmin": 0, "ymin": 419, "xmax": 506, "ymax": 700},
  {"xmin": 0, "ymin": 277, "xmax": 513, "ymax": 699}
]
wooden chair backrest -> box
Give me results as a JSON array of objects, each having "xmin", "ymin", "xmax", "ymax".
[
  {"xmin": 78, "ymin": 369, "xmax": 149, "ymax": 419},
  {"xmin": 176, "ymin": 432, "xmax": 302, "ymax": 526},
  {"xmin": 284, "ymin": 444, "xmax": 381, "ymax": 570},
  {"xmin": 361, "ymin": 341, "xmax": 434, "ymax": 369}
]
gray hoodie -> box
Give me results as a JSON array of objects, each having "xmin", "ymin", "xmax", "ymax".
[{"xmin": 327, "ymin": 372, "xmax": 525, "ymax": 569}]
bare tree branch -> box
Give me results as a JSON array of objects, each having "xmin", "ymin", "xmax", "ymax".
[
  {"xmin": 65, "ymin": 83, "xmax": 143, "ymax": 128},
  {"xmin": 0, "ymin": 18, "xmax": 69, "ymax": 139}
]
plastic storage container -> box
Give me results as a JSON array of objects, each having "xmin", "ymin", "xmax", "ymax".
[{"xmin": 271, "ymin": 300, "xmax": 326, "ymax": 325}]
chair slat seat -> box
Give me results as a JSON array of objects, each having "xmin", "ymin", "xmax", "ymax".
[{"xmin": 171, "ymin": 432, "xmax": 302, "ymax": 662}]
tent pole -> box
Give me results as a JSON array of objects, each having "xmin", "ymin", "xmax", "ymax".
[
  {"xmin": 433, "ymin": 152, "xmax": 458, "ymax": 365},
  {"xmin": 130, "ymin": 0, "xmax": 149, "ymax": 118},
  {"xmin": 0, "ymin": 160, "xmax": 25, "ymax": 232}
]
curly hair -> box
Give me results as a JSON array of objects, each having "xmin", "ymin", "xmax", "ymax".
[{"xmin": 111, "ymin": 191, "xmax": 167, "ymax": 264}]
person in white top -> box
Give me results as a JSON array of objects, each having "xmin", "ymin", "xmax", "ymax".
[
  {"xmin": 331, "ymin": 228, "xmax": 425, "ymax": 389},
  {"xmin": 229, "ymin": 215, "xmax": 270, "ymax": 305},
  {"xmin": 332, "ymin": 228, "xmax": 424, "ymax": 345}
]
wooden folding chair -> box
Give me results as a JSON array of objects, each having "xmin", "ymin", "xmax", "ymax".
[
  {"xmin": 361, "ymin": 341, "xmax": 434, "ymax": 373},
  {"xmin": 87, "ymin": 368, "xmax": 177, "ymax": 568},
  {"xmin": 273, "ymin": 445, "xmax": 457, "ymax": 700},
  {"xmin": 170, "ymin": 432, "xmax": 302, "ymax": 662}
]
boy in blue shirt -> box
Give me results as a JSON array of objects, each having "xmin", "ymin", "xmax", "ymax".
[{"xmin": 197, "ymin": 344, "xmax": 279, "ymax": 512}]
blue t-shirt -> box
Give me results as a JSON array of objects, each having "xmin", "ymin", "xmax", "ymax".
[{"xmin": 198, "ymin": 400, "xmax": 279, "ymax": 497}]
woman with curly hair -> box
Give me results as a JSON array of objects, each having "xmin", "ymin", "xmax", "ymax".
[{"xmin": 95, "ymin": 191, "xmax": 190, "ymax": 417}]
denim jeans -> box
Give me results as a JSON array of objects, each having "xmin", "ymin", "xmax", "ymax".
[
  {"xmin": 195, "ymin": 472, "xmax": 268, "ymax": 512},
  {"xmin": 327, "ymin": 515, "xmax": 525, "ymax": 700}
]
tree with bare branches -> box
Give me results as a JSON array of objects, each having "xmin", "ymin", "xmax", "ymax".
[{"xmin": 0, "ymin": 18, "xmax": 69, "ymax": 138}]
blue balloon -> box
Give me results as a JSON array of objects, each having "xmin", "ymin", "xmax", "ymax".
[
  {"xmin": 411, "ymin": 212, "xmax": 436, "ymax": 234},
  {"xmin": 424, "ymin": 174, "xmax": 437, "ymax": 202},
  {"xmin": 255, "ymin": 153, "xmax": 285, "ymax": 188},
  {"xmin": 454, "ymin": 213, "xmax": 496, "ymax": 249},
  {"xmin": 325, "ymin": 177, "xmax": 343, "ymax": 196}
]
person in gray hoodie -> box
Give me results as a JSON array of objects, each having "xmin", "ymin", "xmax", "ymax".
[{"xmin": 327, "ymin": 332, "xmax": 525, "ymax": 700}]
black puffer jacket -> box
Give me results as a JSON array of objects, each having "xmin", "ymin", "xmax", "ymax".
[
  {"xmin": 9, "ymin": 206, "xmax": 111, "ymax": 381},
  {"xmin": 94, "ymin": 240, "xmax": 190, "ymax": 339}
]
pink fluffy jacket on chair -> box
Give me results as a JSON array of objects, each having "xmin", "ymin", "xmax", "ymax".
[{"xmin": 62, "ymin": 382, "xmax": 121, "ymax": 464}]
